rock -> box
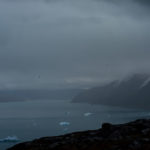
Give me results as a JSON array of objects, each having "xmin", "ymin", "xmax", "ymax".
[
  {"xmin": 102, "ymin": 122, "xmax": 112, "ymax": 130},
  {"xmin": 7, "ymin": 119, "xmax": 150, "ymax": 150}
]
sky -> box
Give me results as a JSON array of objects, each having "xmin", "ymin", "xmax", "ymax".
[{"xmin": 0, "ymin": 0, "xmax": 150, "ymax": 90}]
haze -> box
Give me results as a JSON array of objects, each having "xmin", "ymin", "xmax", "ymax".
[{"xmin": 0, "ymin": 0, "xmax": 150, "ymax": 90}]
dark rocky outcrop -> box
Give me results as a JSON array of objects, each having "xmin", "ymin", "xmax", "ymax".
[{"xmin": 8, "ymin": 119, "xmax": 150, "ymax": 150}]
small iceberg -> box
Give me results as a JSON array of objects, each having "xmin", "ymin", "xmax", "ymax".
[
  {"xmin": 0, "ymin": 136, "xmax": 19, "ymax": 143},
  {"xmin": 59, "ymin": 122, "xmax": 70, "ymax": 126},
  {"xmin": 84, "ymin": 112, "xmax": 93, "ymax": 117}
]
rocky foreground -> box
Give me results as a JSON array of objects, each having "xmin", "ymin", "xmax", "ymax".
[{"xmin": 8, "ymin": 119, "xmax": 150, "ymax": 150}]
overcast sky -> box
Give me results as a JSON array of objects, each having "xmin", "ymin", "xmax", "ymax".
[{"xmin": 0, "ymin": 0, "xmax": 150, "ymax": 90}]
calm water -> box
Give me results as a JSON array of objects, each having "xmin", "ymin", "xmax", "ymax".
[{"xmin": 0, "ymin": 99, "xmax": 150, "ymax": 150}]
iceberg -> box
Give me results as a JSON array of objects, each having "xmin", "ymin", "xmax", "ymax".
[
  {"xmin": 0, "ymin": 136, "xmax": 19, "ymax": 143},
  {"xmin": 59, "ymin": 122, "xmax": 70, "ymax": 126},
  {"xmin": 84, "ymin": 112, "xmax": 93, "ymax": 117}
]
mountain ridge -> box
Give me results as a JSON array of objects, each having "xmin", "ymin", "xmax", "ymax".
[{"xmin": 72, "ymin": 74, "xmax": 150, "ymax": 109}]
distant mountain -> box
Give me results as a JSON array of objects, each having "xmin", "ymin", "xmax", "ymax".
[
  {"xmin": 0, "ymin": 89, "xmax": 83, "ymax": 102},
  {"xmin": 72, "ymin": 74, "xmax": 150, "ymax": 109}
]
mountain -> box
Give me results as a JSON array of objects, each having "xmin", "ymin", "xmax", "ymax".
[
  {"xmin": 0, "ymin": 89, "xmax": 83, "ymax": 102},
  {"xmin": 72, "ymin": 74, "xmax": 150, "ymax": 109},
  {"xmin": 7, "ymin": 119, "xmax": 150, "ymax": 150}
]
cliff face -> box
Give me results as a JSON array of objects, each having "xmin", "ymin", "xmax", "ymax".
[
  {"xmin": 8, "ymin": 119, "xmax": 150, "ymax": 150},
  {"xmin": 72, "ymin": 74, "xmax": 150, "ymax": 109}
]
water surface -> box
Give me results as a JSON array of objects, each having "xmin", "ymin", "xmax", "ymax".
[{"xmin": 0, "ymin": 99, "xmax": 150, "ymax": 150}]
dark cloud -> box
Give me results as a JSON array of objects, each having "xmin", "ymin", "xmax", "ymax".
[
  {"xmin": 0, "ymin": 0, "xmax": 150, "ymax": 89},
  {"xmin": 102, "ymin": 0, "xmax": 150, "ymax": 5},
  {"xmin": 134, "ymin": 0, "xmax": 150, "ymax": 6}
]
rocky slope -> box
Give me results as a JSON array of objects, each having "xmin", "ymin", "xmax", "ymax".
[
  {"xmin": 8, "ymin": 119, "xmax": 150, "ymax": 150},
  {"xmin": 73, "ymin": 74, "xmax": 150, "ymax": 109}
]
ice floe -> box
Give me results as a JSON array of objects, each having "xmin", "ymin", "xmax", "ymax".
[
  {"xmin": 0, "ymin": 136, "xmax": 19, "ymax": 143},
  {"xmin": 59, "ymin": 122, "xmax": 70, "ymax": 126},
  {"xmin": 84, "ymin": 112, "xmax": 93, "ymax": 117}
]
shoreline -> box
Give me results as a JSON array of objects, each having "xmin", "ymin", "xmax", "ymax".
[{"xmin": 7, "ymin": 119, "xmax": 150, "ymax": 150}]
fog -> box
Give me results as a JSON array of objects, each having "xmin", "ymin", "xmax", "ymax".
[{"xmin": 0, "ymin": 0, "xmax": 150, "ymax": 89}]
